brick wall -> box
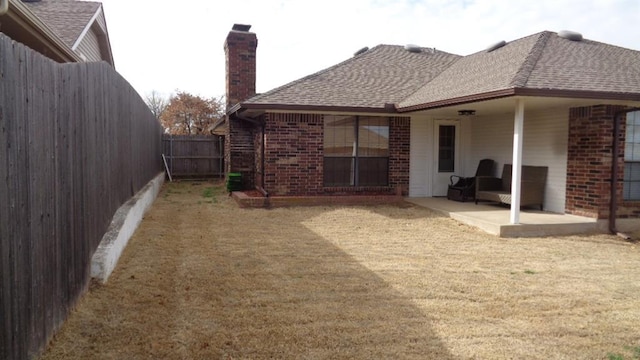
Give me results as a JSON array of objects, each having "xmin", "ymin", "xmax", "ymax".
[
  {"xmin": 566, "ymin": 105, "xmax": 626, "ymax": 218},
  {"xmin": 254, "ymin": 123, "xmax": 264, "ymax": 189},
  {"xmin": 224, "ymin": 26, "xmax": 257, "ymax": 110},
  {"xmin": 224, "ymin": 25, "xmax": 258, "ymax": 189},
  {"xmin": 262, "ymin": 113, "xmax": 411, "ymax": 197},
  {"xmin": 263, "ymin": 113, "xmax": 324, "ymax": 196},
  {"xmin": 389, "ymin": 117, "xmax": 411, "ymax": 195}
]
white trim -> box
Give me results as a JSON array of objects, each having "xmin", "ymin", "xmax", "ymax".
[
  {"xmin": 72, "ymin": 6, "xmax": 101, "ymax": 50},
  {"xmin": 510, "ymin": 99, "xmax": 525, "ymax": 224}
]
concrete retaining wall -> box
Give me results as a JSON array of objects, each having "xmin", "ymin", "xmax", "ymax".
[{"xmin": 91, "ymin": 173, "xmax": 165, "ymax": 283}]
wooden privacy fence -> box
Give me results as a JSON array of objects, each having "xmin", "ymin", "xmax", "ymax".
[
  {"xmin": 0, "ymin": 34, "xmax": 163, "ymax": 359},
  {"xmin": 162, "ymin": 134, "xmax": 224, "ymax": 178}
]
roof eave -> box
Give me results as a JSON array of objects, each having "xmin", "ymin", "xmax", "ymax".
[
  {"xmin": 398, "ymin": 89, "xmax": 517, "ymax": 112},
  {"xmin": 4, "ymin": 0, "xmax": 82, "ymax": 63},
  {"xmin": 515, "ymin": 88, "xmax": 640, "ymax": 102},
  {"xmin": 229, "ymin": 102, "xmax": 399, "ymax": 117},
  {"xmin": 397, "ymin": 88, "xmax": 640, "ymax": 112}
]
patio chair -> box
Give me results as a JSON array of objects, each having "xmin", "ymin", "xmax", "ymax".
[
  {"xmin": 446, "ymin": 159, "xmax": 495, "ymax": 202},
  {"xmin": 475, "ymin": 164, "xmax": 548, "ymax": 210}
]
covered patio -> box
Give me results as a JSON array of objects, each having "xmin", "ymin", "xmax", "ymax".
[{"xmin": 406, "ymin": 197, "xmax": 600, "ymax": 237}]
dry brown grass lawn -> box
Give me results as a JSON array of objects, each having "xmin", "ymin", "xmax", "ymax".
[{"xmin": 40, "ymin": 181, "xmax": 640, "ymax": 359}]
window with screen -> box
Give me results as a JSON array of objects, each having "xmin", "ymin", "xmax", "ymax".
[
  {"xmin": 624, "ymin": 111, "xmax": 640, "ymax": 200},
  {"xmin": 324, "ymin": 115, "xmax": 389, "ymax": 186}
]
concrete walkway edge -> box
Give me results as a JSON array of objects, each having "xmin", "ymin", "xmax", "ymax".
[{"xmin": 91, "ymin": 173, "xmax": 165, "ymax": 283}]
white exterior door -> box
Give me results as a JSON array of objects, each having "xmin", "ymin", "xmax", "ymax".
[{"xmin": 432, "ymin": 120, "xmax": 460, "ymax": 196}]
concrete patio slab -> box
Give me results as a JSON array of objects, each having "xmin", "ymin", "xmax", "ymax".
[{"xmin": 406, "ymin": 197, "xmax": 600, "ymax": 237}]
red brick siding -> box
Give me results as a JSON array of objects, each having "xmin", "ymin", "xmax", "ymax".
[
  {"xmin": 224, "ymin": 30, "xmax": 257, "ymax": 109},
  {"xmin": 263, "ymin": 113, "xmax": 324, "ymax": 196},
  {"xmin": 566, "ymin": 105, "xmax": 626, "ymax": 219},
  {"xmin": 389, "ymin": 117, "xmax": 411, "ymax": 196},
  {"xmin": 261, "ymin": 113, "xmax": 410, "ymax": 196},
  {"xmin": 232, "ymin": 191, "xmax": 403, "ymax": 208},
  {"xmin": 254, "ymin": 121, "xmax": 264, "ymax": 189}
]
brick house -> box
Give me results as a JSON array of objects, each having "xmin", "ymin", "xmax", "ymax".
[{"xmin": 222, "ymin": 24, "xmax": 640, "ymax": 229}]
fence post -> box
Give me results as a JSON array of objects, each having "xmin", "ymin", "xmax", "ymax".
[{"xmin": 169, "ymin": 134, "xmax": 173, "ymax": 175}]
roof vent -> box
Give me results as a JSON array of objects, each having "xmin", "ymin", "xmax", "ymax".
[
  {"xmin": 486, "ymin": 40, "xmax": 506, "ymax": 52},
  {"xmin": 558, "ymin": 30, "xmax": 583, "ymax": 41},
  {"xmin": 404, "ymin": 44, "xmax": 423, "ymax": 53},
  {"xmin": 353, "ymin": 47, "xmax": 369, "ymax": 56}
]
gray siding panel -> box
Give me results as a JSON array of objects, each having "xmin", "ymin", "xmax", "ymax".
[{"xmin": 75, "ymin": 27, "xmax": 101, "ymax": 62}]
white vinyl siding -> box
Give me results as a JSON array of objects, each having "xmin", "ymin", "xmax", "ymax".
[
  {"xmin": 409, "ymin": 116, "xmax": 432, "ymax": 196},
  {"xmin": 73, "ymin": 12, "xmax": 110, "ymax": 63},
  {"xmin": 469, "ymin": 115, "xmax": 514, "ymax": 177},
  {"xmin": 521, "ymin": 109, "xmax": 568, "ymax": 213},
  {"xmin": 95, "ymin": 11, "xmax": 108, "ymax": 32},
  {"xmin": 75, "ymin": 27, "xmax": 102, "ymax": 62},
  {"xmin": 470, "ymin": 108, "xmax": 568, "ymax": 213}
]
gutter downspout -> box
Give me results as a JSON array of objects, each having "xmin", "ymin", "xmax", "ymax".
[
  {"xmin": 232, "ymin": 111, "xmax": 269, "ymax": 198},
  {"xmin": 0, "ymin": 0, "xmax": 9, "ymax": 16},
  {"xmin": 259, "ymin": 122, "xmax": 269, "ymax": 198},
  {"xmin": 610, "ymin": 107, "xmax": 640, "ymax": 238}
]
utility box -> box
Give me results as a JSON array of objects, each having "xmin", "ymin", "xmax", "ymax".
[{"xmin": 226, "ymin": 172, "xmax": 242, "ymax": 192}]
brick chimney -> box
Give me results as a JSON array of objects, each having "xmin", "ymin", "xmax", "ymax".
[{"xmin": 224, "ymin": 24, "xmax": 257, "ymax": 110}]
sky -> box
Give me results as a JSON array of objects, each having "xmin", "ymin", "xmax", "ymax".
[{"xmin": 97, "ymin": 0, "xmax": 639, "ymax": 101}]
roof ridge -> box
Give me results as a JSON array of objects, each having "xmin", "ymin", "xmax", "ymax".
[
  {"xmin": 396, "ymin": 53, "xmax": 463, "ymax": 107},
  {"xmin": 246, "ymin": 44, "xmax": 460, "ymax": 105},
  {"xmin": 247, "ymin": 45, "xmax": 388, "ymax": 103},
  {"xmin": 509, "ymin": 31, "xmax": 552, "ymax": 88}
]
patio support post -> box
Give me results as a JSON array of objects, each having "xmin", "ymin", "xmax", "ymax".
[{"xmin": 510, "ymin": 99, "xmax": 525, "ymax": 224}]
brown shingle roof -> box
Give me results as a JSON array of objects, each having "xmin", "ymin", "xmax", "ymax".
[
  {"xmin": 24, "ymin": 0, "xmax": 100, "ymax": 48},
  {"xmin": 398, "ymin": 31, "xmax": 640, "ymax": 110},
  {"xmin": 524, "ymin": 33, "xmax": 640, "ymax": 93},
  {"xmin": 398, "ymin": 32, "xmax": 546, "ymax": 109},
  {"xmin": 245, "ymin": 45, "xmax": 461, "ymax": 110},
  {"xmin": 241, "ymin": 31, "xmax": 640, "ymax": 113}
]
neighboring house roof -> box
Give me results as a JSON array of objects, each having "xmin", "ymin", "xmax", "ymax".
[
  {"xmin": 244, "ymin": 45, "xmax": 461, "ymax": 112},
  {"xmin": 24, "ymin": 0, "xmax": 100, "ymax": 49},
  {"xmin": 0, "ymin": 0, "xmax": 80, "ymax": 62},
  {"xmin": 0, "ymin": 0, "xmax": 114, "ymax": 65},
  {"xmin": 238, "ymin": 31, "xmax": 640, "ymax": 115},
  {"xmin": 25, "ymin": 0, "xmax": 114, "ymax": 65}
]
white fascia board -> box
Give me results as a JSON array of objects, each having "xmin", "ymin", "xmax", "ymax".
[{"xmin": 71, "ymin": 6, "xmax": 101, "ymax": 50}]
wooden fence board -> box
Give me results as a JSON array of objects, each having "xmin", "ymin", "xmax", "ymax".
[
  {"xmin": 162, "ymin": 134, "xmax": 224, "ymax": 178},
  {"xmin": 0, "ymin": 34, "xmax": 164, "ymax": 359}
]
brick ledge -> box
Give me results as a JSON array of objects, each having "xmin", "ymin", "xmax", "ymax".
[{"xmin": 232, "ymin": 191, "xmax": 403, "ymax": 208}]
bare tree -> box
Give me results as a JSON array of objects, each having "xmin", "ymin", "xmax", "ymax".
[{"xmin": 145, "ymin": 90, "xmax": 168, "ymax": 120}]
